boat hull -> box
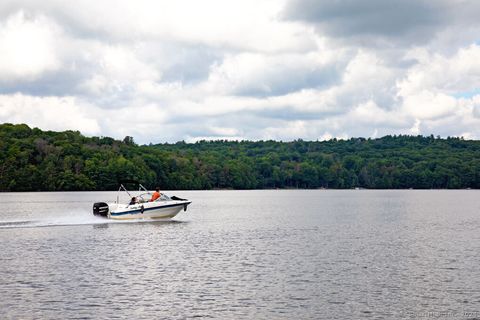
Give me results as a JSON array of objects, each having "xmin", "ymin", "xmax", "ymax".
[
  {"xmin": 94, "ymin": 200, "xmax": 191, "ymax": 220},
  {"xmin": 110, "ymin": 202, "xmax": 190, "ymax": 220}
]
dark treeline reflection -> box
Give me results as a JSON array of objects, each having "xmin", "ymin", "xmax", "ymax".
[{"xmin": 1, "ymin": 123, "xmax": 479, "ymax": 191}]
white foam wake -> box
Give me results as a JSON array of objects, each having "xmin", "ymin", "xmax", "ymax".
[{"xmin": 0, "ymin": 214, "xmax": 175, "ymax": 229}]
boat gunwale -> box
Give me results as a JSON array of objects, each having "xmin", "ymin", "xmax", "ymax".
[{"xmin": 110, "ymin": 201, "xmax": 191, "ymax": 216}]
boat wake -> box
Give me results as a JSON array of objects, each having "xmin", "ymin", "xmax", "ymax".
[{"xmin": 0, "ymin": 214, "xmax": 182, "ymax": 229}]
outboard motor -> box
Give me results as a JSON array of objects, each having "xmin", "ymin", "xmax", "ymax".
[{"xmin": 93, "ymin": 202, "xmax": 109, "ymax": 217}]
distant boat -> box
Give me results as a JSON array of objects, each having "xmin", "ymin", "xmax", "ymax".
[{"xmin": 93, "ymin": 181, "xmax": 191, "ymax": 220}]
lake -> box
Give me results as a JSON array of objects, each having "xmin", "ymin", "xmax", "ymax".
[{"xmin": 1, "ymin": 190, "xmax": 479, "ymax": 319}]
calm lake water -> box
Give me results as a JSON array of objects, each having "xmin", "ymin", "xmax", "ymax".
[{"xmin": 1, "ymin": 190, "xmax": 479, "ymax": 319}]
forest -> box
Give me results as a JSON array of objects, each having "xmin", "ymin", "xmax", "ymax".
[{"xmin": 0, "ymin": 123, "xmax": 479, "ymax": 191}]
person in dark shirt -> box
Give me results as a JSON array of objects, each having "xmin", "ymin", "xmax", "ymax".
[{"xmin": 129, "ymin": 197, "xmax": 137, "ymax": 205}]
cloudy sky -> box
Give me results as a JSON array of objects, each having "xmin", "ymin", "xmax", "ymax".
[{"xmin": 0, "ymin": 0, "xmax": 479, "ymax": 143}]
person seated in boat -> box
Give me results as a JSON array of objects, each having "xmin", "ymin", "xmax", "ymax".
[
  {"xmin": 150, "ymin": 187, "xmax": 161, "ymax": 202},
  {"xmin": 129, "ymin": 197, "xmax": 138, "ymax": 205}
]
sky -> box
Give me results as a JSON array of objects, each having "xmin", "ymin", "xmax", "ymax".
[{"xmin": 0, "ymin": 0, "xmax": 479, "ymax": 144}]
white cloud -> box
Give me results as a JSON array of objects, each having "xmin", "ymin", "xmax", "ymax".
[
  {"xmin": 131, "ymin": 0, "xmax": 313, "ymax": 53},
  {"xmin": 209, "ymin": 126, "xmax": 240, "ymax": 136},
  {"xmin": 347, "ymin": 100, "xmax": 406, "ymax": 126},
  {"xmin": 0, "ymin": 93, "xmax": 100, "ymax": 135},
  {"xmin": 410, "ymin": 119, "xmax": 421, "ymax": 135},
  {"xmin": 2, "ymin": 0, "xmax": 313, "ymax": 53},
  {"xmin": 0, "ymin": 11, "xmax": 60, "ymax": 81},
  {"xmin": 472, "ymin": 96, "xmax": 480, "ymax": 118},
  {"xmin": 284, "ymin": 0, "xmax": 480, "ymax": 48},
  {"xmin": 1, "ymin": 1, "xmax": 480, "ymax": 142},
  {"xmin": 263, "ymin": 120, "xmax": 308, "ymax": 140},
  {"xmin": 398, "ymin": 44, "xmax": 480, "ymax": 97},
  {"xmin": 203, "ymin": 50, "xmax": 344, "ymax": 96},
  {"xmin": 392, "ymin": 44, "xmax": 480, "ymax": 135},
  {"xmin": 401, "ymin": 91, "xmax": 457, "ymax": 120},
  {"xmin": 79, "ymin": 44, "xmax": 160, "ymax": 97}
]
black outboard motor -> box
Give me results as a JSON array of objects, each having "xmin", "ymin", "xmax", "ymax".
[{"xmin": 93, "ymin": 202, "xmax": 109, "ymax": 217}]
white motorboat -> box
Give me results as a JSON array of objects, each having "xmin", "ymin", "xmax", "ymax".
[{"xmin": 93, "ymin": 182, "xmax": 191, "ymax": 220}]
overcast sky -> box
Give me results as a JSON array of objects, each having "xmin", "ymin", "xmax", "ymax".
[{"xmin": 0, "ymin": 0, "xmax": 479, "ymax": 144}]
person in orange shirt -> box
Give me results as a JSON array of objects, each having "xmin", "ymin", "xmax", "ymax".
[{"xmin": 150, "ymin": 187, "xmax": 161, "ymax": 202}]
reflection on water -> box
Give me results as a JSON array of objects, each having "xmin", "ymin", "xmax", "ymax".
[{"xmin": 0, "ymin": 190, "xmax": 479, "ymax": 319}]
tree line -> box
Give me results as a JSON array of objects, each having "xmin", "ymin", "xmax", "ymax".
[{"xmin": 0, "ymin": 123, "xmax": 479, "ymax": 191}]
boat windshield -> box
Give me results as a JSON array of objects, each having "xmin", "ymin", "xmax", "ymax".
[
  {"xmin": 136, "ymin": 193, "xmax": 151, "ymax": 203},
  {"xmin": 130, "ymin": 192, "xmax": 171, "ymax": 204},
  {"xmin": 117, "ymin": 183, "xmax": 172, "ymax": 204}
]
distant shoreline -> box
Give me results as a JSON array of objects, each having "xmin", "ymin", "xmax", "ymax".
[
  {"xmin": 0, "ymin": 188, "xmax": 477, "ymax": 193},
  {"xmin": 2, "ymin": 124, "xmax": 479, "ymax": 192}
]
